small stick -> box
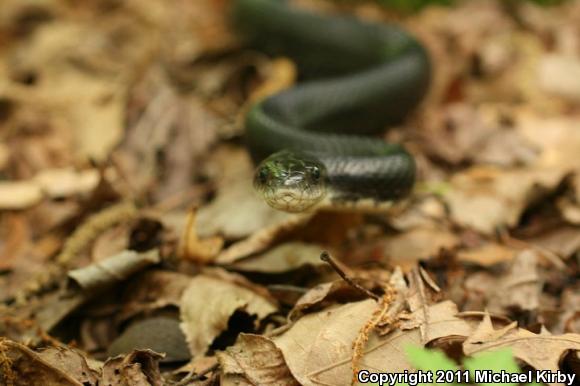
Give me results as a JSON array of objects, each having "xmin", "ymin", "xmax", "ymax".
[
  {"xmin": 320, "ymin": 251, "xmax": 380, "ymax": 301},
  {"xmin": 175, "ymin": 363, "xmax": 219, "ymax": 386}
]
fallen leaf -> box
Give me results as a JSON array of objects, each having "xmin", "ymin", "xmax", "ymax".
[
  {"xmin": 457, "ymin": 242, "xmax": 517, "ymax": 266},
  {"xmin": 488, "ymin": 249, "xmax": 541, "ymax": 314},
  {"xmin": 0, "ymin": 180, "xmax": 42, "ymax": 209},
  {"xmin": 37, "ymin": 346, "xmax": 100, "ymax": 385},
  {"xmin": 401, "ymin": 300, "xmax": 475, "ymax": 345},
  {"xmin": 67, "ymin": 250, "xmax": 161, "ymax": 293},
  {"xmin": 196, "ymin": 146, "xmax": 299, "ymax": 240},
  {"xmin": 0, "ymin": 339, "xmax": 86, "ymax": 386},
  {"xmin": 463, "ymin": 313, "xmax": 580, "ymax": 372},
  {"xmin": 288, "ymin": 280, "xmax": 368, "ymax": 321},
  {"xmin": 117, "ymin": 270, "xmax": 191, "ymax": 323},
  {"xmin": 217, "ymin": 334, "xmax": 299, "ymax": 385},
  {"xmin": 382, "ymin": 226, "xmax": 459, "ymax": 264},
  {"xmin": 445, "ymin": 166, "xmax": 564, "ymax": 234},
  {"xmin": 539, "ymin": 54, "xmax": 580, "ymax": 102},
  {"xmin": 179, "ymin": 271, "xmax": 277, "ymax": 357},
  {"xmin": 101, "ymin": 349, "xmax": 164, "ymax": 386},
  {"xmin": 229, "ymin": 242, "xmax": 326, "ymax": 274}
]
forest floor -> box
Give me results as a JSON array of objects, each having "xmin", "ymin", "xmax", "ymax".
[{"xmin": 0, "ymin": 0, "xmax": 579, "ymax": 385}]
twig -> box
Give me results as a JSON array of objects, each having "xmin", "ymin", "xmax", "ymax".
[
  {"xmin": 175, "ymin": 363, "xmax": 219, "ymax": 386},
  {"xmin": 320, "ymin": 251, "xmax": 380, "ymax": 301}
]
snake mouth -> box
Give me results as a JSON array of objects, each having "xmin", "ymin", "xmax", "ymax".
[
  {"xmin": 253, "ymin": 150, "xmax": 328, "ymax": 212},
  {"xmin": 262, "ymin": 188, "xmax": 320, "ymax": 213}
]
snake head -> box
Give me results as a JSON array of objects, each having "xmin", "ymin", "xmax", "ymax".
[{"xmin": 253, "ymin": 150, "xmax": 327, "ymax": 212}]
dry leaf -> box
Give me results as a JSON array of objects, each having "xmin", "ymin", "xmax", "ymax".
[
  {"xmin": 37, "ymin": 346, "xmax": 100, "ymax": 385},
  {"xmin": 464, "ymin": 313, "xmax": 580, "ymax": 372},
  {"xmin": 0, "ymin": 181, "xmax": 43, "ymax": 209},
  {"xmin": 271, "ymin": 300, "xmax": 440, "ymax": 386},
  {"xmin": 488, "ymin": 249, "xmax": 541, "ymax": 313},
  {"xmin": 457, "ymin": 242, "xmax": 517, "ymax": 266},
  {"xmin": 0, "ymin": 339, "xmax": 87, "ymax": 386},
  {"xmin": 67, "ymin": 250, "xmax": 161, "ymax": 293},
  {"xmin": 382, "ymin": 226, "xmax": 459, "ymax": 264},
  {"xmin": 289, "ymin": 280, "xmax": 368, "ymax": 321},
  {"xmin": 218, "ymin": 334, "xmax": 299, "ymax": 385},
  {"xmin": 445, "ymin": 166, "xmax": 564, "ymax": 234},
  {"xmin": 117, "ymin": 270, "xmax": 191, "ymax": 323},
  {"xmin": 400, "ymin": 300, "xmax": 475, "ymax": 345},
  {"xmin": 196, "ymin": 147, "xmax": 300, "ymax": 240},
  {"xmin": 101, "ymin": 349, "xmax": 164, "ymax": 386},
  {"xmin": 179, "ymin": 272, "xmax": 277, "ymax": 357},
  {"xmin": 230, "ymin": 242, "xmax": 326, "ymax": 274},
  {"xmin": 539, "ymin": 54, "xmax": 580, "ymax": 102}
]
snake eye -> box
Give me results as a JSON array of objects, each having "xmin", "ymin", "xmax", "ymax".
[
  {"xmin": 311, "ymin": 167, "xmax": 321, "ymax": 181},
  {"xmin": 258, "ymin": 167, "xmax": 269, "ymax": 184}
]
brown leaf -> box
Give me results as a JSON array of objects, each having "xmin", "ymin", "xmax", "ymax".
[
  {"xmin": 457, "ymin": 242, "xmax": 517, "ymax": 266},
  {"xmin": 67, "ymin": 250, "xmax": 161, "ymax": 293},
  {"xmin": 197, "ymin": 147, "xmax": 299, "ymax": 241},
  {"xmin": 118, "ymin": 270, "xmax": 191, "ymax": 323},
  {"xmin": 37, "ymin": 346, "xmax": 100, "ymax": 385},
  {"xmin": 272, "ymin": 300, "xmax": 465, "ymax": 386},
  {"xmin": 179, "ymin": 271, "xmax": 277, "ymax": 357},
  {"xmin": 101, "ymin": 349, "xmax": 164, "ymax": 386},
  {"xmin": 445, "ymin": 166, "xmax": 564, "ymax": 234},
  {"xmin": 218, "ymin": 334, "xmax": 299, "ymax": 386},
  {"xmin": 288, "ymin": 280, "xmax": 368, "ymax": 321},
  {"xmin": 463, "ymin": 313, "xmax": 580, "ymax": 372},
  {"xmin": 488, "ymin": 249, "xmax": 542, "ymax": 313},
  {"xmin": 381, "ymin": 226, "xmax": 460, "ymax": 265},
  {"xmin": 0, "ymin": 339, "xmax": 85, "ymax": 386},
  {"xmin": 230, "ymin": 242, "xmax": 326, "ymax": 274},
  {"xmin": 539, "ymin": 54, "xmax": 580, "ymax": 102}
]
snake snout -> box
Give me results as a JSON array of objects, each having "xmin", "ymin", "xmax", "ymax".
[{"xmin": 253, "ymin": 150, "xmax": 328, "ymax": 212}]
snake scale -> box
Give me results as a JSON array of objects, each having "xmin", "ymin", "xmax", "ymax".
[{"xmin": 233, "ymin": 0, "xmax": 431, "ymax": 212}]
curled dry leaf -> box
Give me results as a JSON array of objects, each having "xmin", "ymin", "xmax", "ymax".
[
  {"xmin": 217, "ymin": 334, "xmax": 299, "ymax": 386},
  {"xmin": 463, "ymin": 313, "xmax": 580, "ymax": 373},
  {"xmin": 179, "ymin": 271, "xmax": 277, "ymax": 357},
  {"xmin": 289, "ymin": 280, "xmax": 368, "ymax": 321},
  {"xmin": 67, "ymin": 250, "xmax": 161, "ymax": 293}
]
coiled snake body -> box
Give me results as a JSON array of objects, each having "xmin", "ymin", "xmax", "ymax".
[{"xmin": 234, "ymin": 0, "xmax": 431, "ymax": 212}]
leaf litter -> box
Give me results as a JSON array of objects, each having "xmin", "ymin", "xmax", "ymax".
[{"xmin": 1, "ymin": 0, "xmax": 580, "ymax": 385}]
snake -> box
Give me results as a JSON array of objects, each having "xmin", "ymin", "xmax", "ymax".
[{"xmin": 234, "ymin": 0, "xmax": 431, "ymax": 212}]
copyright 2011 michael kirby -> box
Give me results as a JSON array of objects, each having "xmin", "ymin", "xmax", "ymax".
[{"xmin": 357, "ymin": 369, "xmax": 576, "ymax": 385}]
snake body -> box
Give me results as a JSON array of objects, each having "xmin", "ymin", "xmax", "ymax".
[{"xmin": 234, "ymin": 0, "xmax": 431, "ymax": 212}]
